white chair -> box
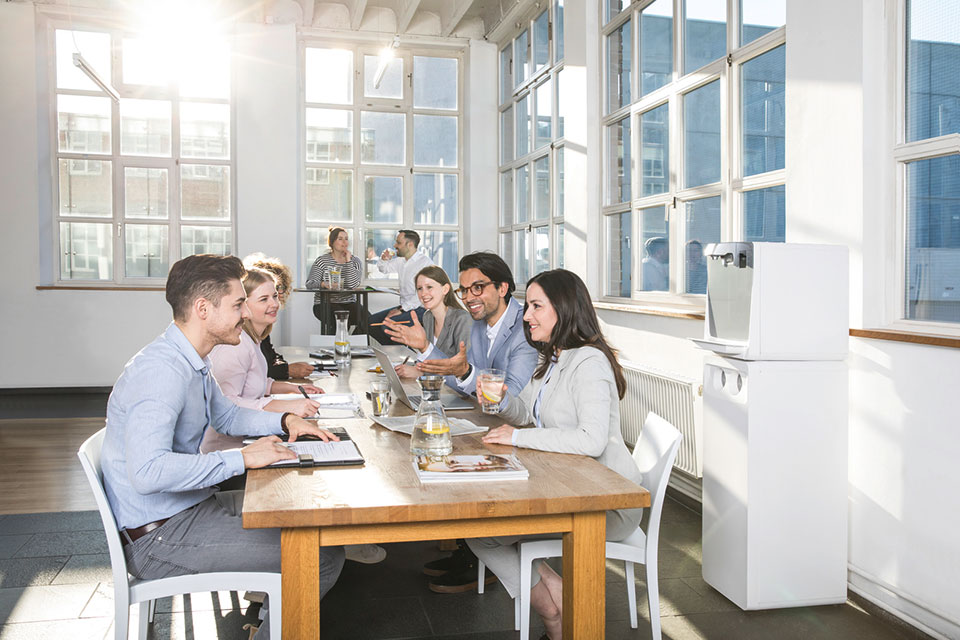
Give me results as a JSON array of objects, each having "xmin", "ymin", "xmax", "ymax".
[
  {"xmin": 478, "ymin": 412, "xmax": 682, "ymax": 640},
  {"xmin": 78, "ymin": 428, "xmax": 282, "ymax": 640}
]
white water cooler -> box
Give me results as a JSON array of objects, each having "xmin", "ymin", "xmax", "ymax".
[{"xmin": 696, "ymin": 242, "xmax": 849, "ymax": 610}]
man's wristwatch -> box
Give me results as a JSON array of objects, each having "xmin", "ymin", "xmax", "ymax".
[
  {"xmin": 457, "ymin": 363, "xmax": 473, "ymax": 382},
  {"xmin": 280, "ymin": 412, "xmax": 292, "ymax": 434}
]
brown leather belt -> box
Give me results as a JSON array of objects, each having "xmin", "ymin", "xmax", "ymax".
[{"xmin": 120, "ymin": 518, "xmax": 170, "ymax": 547}]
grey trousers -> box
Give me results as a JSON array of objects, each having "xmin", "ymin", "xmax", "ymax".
[
  {"xmin": 124, "ymin": 490, "xmax": 345, "ymax": 640},
  {"xmin": 465, "ymin": 507, "xmax": 642, "ymax": 599}
]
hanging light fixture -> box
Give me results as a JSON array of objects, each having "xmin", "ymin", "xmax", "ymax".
[
  {"xmin": 373, "ymin": 34, "xmax": 400, "ymax": 89},
  {"xmin": 73, "ymin": 53, "xmax": 120, "ymax": 103}
]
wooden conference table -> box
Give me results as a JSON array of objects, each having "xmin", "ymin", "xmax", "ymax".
[{"xmin": 242, "ymin": 346, "xmax": 650, "ymax": 639}]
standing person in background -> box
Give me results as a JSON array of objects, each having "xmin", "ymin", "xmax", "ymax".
[
  {"xmin": 244, "ymin": 253, "xmax": 314, "ymax": 380},
  {"xmin": 306, "ymin": 226, "xmax": 364, "ymax": 333},
  {"xmin": 368, "ymin": 229, "xmax": 433, "ymax": 344},
  {"xmin": 642, "ymin": 236, "xmax": 669, "ymax": 291}
]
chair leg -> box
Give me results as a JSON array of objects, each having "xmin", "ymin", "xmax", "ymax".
[
  {"xmin": 514, "ymin": 596, "xmax": 520, "ymax": 630},
  {"xmin": 625, "ymin": 561, "xmax": 638, "ymax": 629},
  {"xmin": 114, "ymin": 601, "xmax": 129, "ymax": 640},
  {"xmin": 137, "ymin": 601, "xmax": 150, "ymax": 640},
  {"xmin": 147, "ymin": 599, "xmax": 156, "ymax": 623},
  {"xmin": 518, "ymin": 554, "xmax": 533, "ymax": 640},
  {"xmin": 269, "ymin": 590, "xmax": 282, "ymax": 640},
  {"xmin": 477, "ymin": 559, "xmax": 486, "ymax": 594},
  {"xmin": 646, "ymin": 560, "xmax": 661, "ymax": 640}
]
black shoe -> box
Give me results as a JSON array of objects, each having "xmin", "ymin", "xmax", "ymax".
[
  {"xmin": 422, "ymin": 544, "xmax": 476, "ymax": 577},
  {"xmin": 428, "ymin": 565, "xmax": 496, "ymax": 594}
]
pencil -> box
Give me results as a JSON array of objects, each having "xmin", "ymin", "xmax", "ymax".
[{"xmin": 369, "ymin": 320, "xmax": 413, "ymax": 326}]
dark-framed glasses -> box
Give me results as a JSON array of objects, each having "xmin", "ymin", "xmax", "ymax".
[{"xmin": 455, "ymin": 280, "xmax": 496, "ymax": 299}]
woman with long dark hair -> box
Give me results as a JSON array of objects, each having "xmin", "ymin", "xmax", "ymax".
[{"xmin": 466, "ymin": 269, "xmax": 642, "ymax": 640}]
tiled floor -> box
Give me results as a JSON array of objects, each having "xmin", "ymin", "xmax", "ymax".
[{"xmin": 0, "ymin": 499, "xmax": 933, "ymax": 640}]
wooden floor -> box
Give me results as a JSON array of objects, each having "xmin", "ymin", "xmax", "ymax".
[{"xmin": 0, "ymin": 417, "xmax": 103, "ymax": 514}]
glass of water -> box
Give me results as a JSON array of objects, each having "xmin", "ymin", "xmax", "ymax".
[
  {"xmin": 478, "ymin": 369, "xmax": 506, "ymax": 414},
  {"xmin": 370, "ymin": 378, "xmax": 392, "ymax": 417}
]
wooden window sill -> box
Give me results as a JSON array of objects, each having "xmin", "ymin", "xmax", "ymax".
[
  {"xmin": 849, "ymin": 328, "xmax": 960, "ymax": 349},
  {"xmin": 36, "ymin": 285, "xmax": 165, "ymax": 292},
  {"xmin": 593, "ymin": 300, "xmax": 705, "ymax": 321}
]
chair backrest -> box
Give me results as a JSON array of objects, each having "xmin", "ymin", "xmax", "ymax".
[
  {"xmin": 632, "ymin": 412, "xmax": 683, "ymax": 544},
  {"xmin": 77, "ymin": 428, "xmax": 132, "ymax": 596}
]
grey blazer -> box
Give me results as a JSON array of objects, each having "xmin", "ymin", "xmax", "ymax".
[
  {"xmin": 499, "ymin": 346, "xmax": 643, "ymax": 538},
  {"xmin": 422, "ymin": 307, "xmax": 472, "ymax": 359}
]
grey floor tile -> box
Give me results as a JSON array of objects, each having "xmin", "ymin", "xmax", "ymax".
[
  {"xmin": 150, "ymin": 590, "xmax": 252, "ymax": 615},
  {"xmin": 318, "ymin": 596, "xmax": 434, "ymax": 639},
  {"xmin": 52, "ymin": 554, "xmax": 113, "ymax": 586},
  {"xmin": 0, "ymin": 616, "xmax": 112, "ymax": 640},
  {"xmin": 0, "ymin": 537, "xmax": 31, "ymax": 561},
  {"xmin": 418, "ymin": 586, "xmax": 518, "ymax": 636},
  {"xmin": 0, "ymin": 583, "xmax": 97, "ymax": 623},
  {"xmin": 0, "ymin": 557, "xmax": 68, "ymax": 588},
  {"xmin": 134, "ymin": 608, "xmax": 259, "ymax": 640},
  {"xmin": 0, "ymin": 512, "xmax": 103, "ymax": 535},
  {"xmin": 13, "ymin": 530, "xmax": 108, "ymax": 558}
]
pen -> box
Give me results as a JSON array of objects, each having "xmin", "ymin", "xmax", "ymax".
[
  {"xmin": 298, "ymin": 385, "xmax": 310, "ymax": 399},
  {"xmin": 401, "ymin": 356, "xmax": 410, "ymax": 366}
]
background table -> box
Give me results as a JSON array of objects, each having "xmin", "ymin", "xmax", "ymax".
[{"xmin": 296, "ymin": 288, "xmax": 372, "ymax": 335}]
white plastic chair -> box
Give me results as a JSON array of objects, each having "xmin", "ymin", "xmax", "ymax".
[
  {"xmin": 478, "ymin": 412, "xmax": 682, "ymax": 640},
  {"xmin": 78, "ymin": 428, "xmax": 282, "ymax": 640}
]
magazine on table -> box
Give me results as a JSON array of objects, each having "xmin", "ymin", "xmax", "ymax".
[{"xmin": 413, "ymin": 454, "xmax": 529, "ymax": 483}]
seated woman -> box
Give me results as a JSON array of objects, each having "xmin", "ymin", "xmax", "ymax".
[
  {"xmin": 203, "ymin": 267, "xmax": 323, "ymax": 454},
  {"xmin": 467, "ymin": 269, "xmax": 643, "ymax": 640},
  {"xmin": 245, "ymin": 253, "xmax": 315, "ymax": 380},
  {"xmin": 383, "ymin": 265, "xmax": 472, "ymax": 379},
  {"xmin": 306, "ymin": 226, "xmax": 364, "ymax": 333}
]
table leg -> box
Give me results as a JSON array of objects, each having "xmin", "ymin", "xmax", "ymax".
[
  {"xmin": 281, "ymin": 527, "xmax": 320, "ymax": 640},
  {"xmin": 562, "ymin": 511, "xmax": 606, "ymax": 639}
]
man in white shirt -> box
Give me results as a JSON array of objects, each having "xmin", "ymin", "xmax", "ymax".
[
  {"xmin": 368, "ymin": 229, "xmax": 433, "ymax": 344},
  {"xmin": 642, "ymin": 236, "xmax": 669, "ymax": 291}
]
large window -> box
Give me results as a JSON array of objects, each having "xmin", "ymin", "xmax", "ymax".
[
  {"xmin": 52, "ymin": 26, "xmax": 233, "ymax": 283},
  {"xmin": 498, "ymin": 0, "xmax": 566, "ymax": 290},
  {"xmin": 601, "ymin": 0, "xmax": 784, "ymax": 301},
  {"xmin": 898, "ymin": 0, "xmax": 960, "ymax": 326},
  {"xmin": 302, "ymin": 43, "xmax": 462, "ymax": 282}
]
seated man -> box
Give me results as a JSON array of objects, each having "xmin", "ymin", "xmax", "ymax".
[
  {"xmin": 415, "ymin": 251, "xmax": 538, "ymax": 593},
  {"xmin": 100, "ymin": 254, "xmax": 344, "ymax": 640},
  {"xmin": 368, "ymin": 229, "xmax": 433, "ymax": 344}
]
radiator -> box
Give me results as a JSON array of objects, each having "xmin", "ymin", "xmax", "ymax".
[{"xmin": 619, "ymin": 360, "xmax": 702, "ymax": 478}]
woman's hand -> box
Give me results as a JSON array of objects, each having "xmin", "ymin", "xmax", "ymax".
[
  {"xmin": 476, "ymin": 379, "xmax": 508, "ymax": 410},
  {"xmin": 266, "ymin": 398, "xmax": 320, "ymax": 417},
  {"xmin": 394, "ymin": 364, "xmax": 420, "ymax": 380},
  {"xmin": 384, "ymin": 313, "xmax": 428, "ymax": 351},
  {"xmin": 482, "ymin": 424, "xmax": 517, "ymax": 446},
  {"xmin": 287, "ymin": 362, "xmax": 315, "ymax": 379}
]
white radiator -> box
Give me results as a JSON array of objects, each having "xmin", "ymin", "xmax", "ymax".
[{"xmin": 619, "ymin": 360, "xmax": 702, "ymax": 479}]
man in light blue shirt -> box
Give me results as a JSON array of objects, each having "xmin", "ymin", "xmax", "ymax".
[{"xmin": 100, "ymin": 254, "xmax": 343, "ymax": 639}]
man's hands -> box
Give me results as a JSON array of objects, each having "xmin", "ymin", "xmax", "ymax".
[
  {"xmin": 241, "ymin": 436, "xmax": 296, "ymax": 469},
  {"xmin": 415, "ymin": 341, "xmax": 470, "ymax": 378},
  {"xmin": 394, "ymin": 363, "xmax": 419, "ymax": 380},
  {"xmin": 384, "ymin": 313, "xmax": 428, "ymax": 351},
  {"xmin": 287, "ymin": 362, "xmax": 315, "ymax": 379},
  {"xmin": 482, "ymin": 424, "xmax": 516, "ymax": 446},
  {"xmin": 283, "ymin": 415, "xmax": 340, "ymax": 443}
]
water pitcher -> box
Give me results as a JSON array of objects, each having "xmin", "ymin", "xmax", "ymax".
[
  {"xmin": 334, "ymin": 310, "xmax": 351, "ymax": 367},
  {"xmin": 410, "ymin": 375, "xmax": 452, "ymax": 458}
]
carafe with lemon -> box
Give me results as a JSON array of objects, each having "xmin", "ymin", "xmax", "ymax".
[{"xmin": 410, "ymin": 375, "xmax": 452, "ymax": 458}]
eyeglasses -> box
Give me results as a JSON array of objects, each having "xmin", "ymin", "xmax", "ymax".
[{"xmin": 455, "ymin": 280, "xmax": 496, "ymax": 299}]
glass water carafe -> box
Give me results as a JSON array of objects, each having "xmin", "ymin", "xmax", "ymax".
[
  {"xmin": 410, "ymin": 375, "xmax": 452, "ymax": 458},
  {"xmin": 334, "ymin": 310, "xmax": 351, "ymax": 367}
]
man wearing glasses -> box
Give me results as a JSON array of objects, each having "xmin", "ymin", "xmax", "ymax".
[{"xmin": 416, "ymin": 252, "xmax": 537, "ymax": 401}]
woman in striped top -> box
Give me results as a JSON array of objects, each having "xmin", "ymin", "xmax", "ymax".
[{"xmin": 306, "ymin": 226, "xmax": 364, "ymax": 330}]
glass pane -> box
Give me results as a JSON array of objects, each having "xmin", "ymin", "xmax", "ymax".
[
  {"xmin": 556, "ymin": 0, "xmax": 565, "ymax": 61},
  {"xmin": 181, "ymin": 102, "xmax": 230, "ymax": 160},
  {"xmin": 125, "ymin": 224, "xmax": 168, "ymax": 278},
  {"xmin": 59, "ymin": 159, "xmax": 112, "ymax": 217},
  {"xmin": 501, "ymin": 170, "xmax": 514, "ymax": 226},
  {"xmin": 515, "ymin": 31, "xmax": 529, "ymax": 87},
  {"xmin": 556, "ymin": 145, "xmax": 565, "ymax": 217},
  {"xmin": 684, "ymin": 196, "xmax": 721, "ymax": 294},
  {"xmin": 607, "ymin": 211, "xmax": 632, "ymax": 296},
  {"xmin": 606, "ymin": 19, "xmax": 632, "ymax": 113},
  {"xmin": 640, "ymin": 0, "xmax": 673, "ymax": 97},
  {"xmin": 364, "ymin": 54, "xmax": 403, "ymax": 99},
  {"xmin": 640, "ymin": 103, "xmax": 669, "ymax": 197},
  {"xmin": 743, "ymin": 185, "xmax": 786, "ymax": 242},
  {"xmin": 179, "ymin": 39, "xmax": 230, "ymax": 99},
  {"xmin": 500, "ymin": 46, "xmax": 512, "ymax": 103},
  {"xmin": 742, "ymin": 45, "xmax": 785, "ymax": 177},
  {"xmin": 420, "ymin": 230, "xmax": 459, "ymax": 278},
  {"xmin": 535, "ymin": 79, "xmax": 552, "ymax": 149},
  {"xmin": 501, "ymin": 106, "xmax": 514, "ymax": 164},
  {"xmin": 181, "ymin": 165, "xmax": 230, "ymax": 219},
  {"xmin": 305, "ymin": 227, "xmax": 326, "ymax": 266},
  {"xmin": 556, "ymin": 223, "xmax": 565, "ymax": 268},
  {"xmin": 640, "ymin": 206, "xmax": 668, "ymax": 292},
  {"xmin": 305, "ymin": 168, "xmax": 352, "ymax": 222},
  {"xmin": 684, "ymin": 0, "xmax": 726, "ymax": 74},
  {"xmin": 414, "ymin": 173, "xmax": 458, "ymax": 225},
  {"xmin": 120, "ymin": 99, "xmax": 172, "ymax": 157},
  {"xmin": 516, "ymin": 165, "xmax": 529, "ymax": 223},
  {"xmin": 906, "ymin": 0, "xmax": 960, "ymax": 142},
  {"xmin": 306, "ymin": 48, "xmax": 353, "ymax": 104},
  {"xmin": 684, "ymin": 80, "xmax": 721, "ymax": 188},
  {"xmin": 361, "ymin": 112, "xmax": 405, "ymax": 165},
  {"xmin": 535, "ymin": 226, "xmax": 550, "ymax": 274},
  {"xmin": 533, "ymin": 10, "xmax": 550, "ymax": 73},
  {"xmin": 122, "ymin": 37, "xmax": 170, "ymax": 86},
  {"xmin": 414, "ymin": 115, "xmax": 457, "ymax": 167},
  {"xmin": 534, "ymin": 156, "xmax": 550, "ymax": 220},
  {"xmin": 605, "ymin": 0, "xmax": 629, "ymax": 23},
  {"xmin": 905, "ymin": 155, "xmax": 960, "ymax": 323},
  {"xmin": 181, "ymin": 226, "xmax": 231, "ymax": 257},
  {"xmin": 606, "ymin": 116, "xmax": 631, "ymax": 205},
  {"xmin": 56, "ymin": 30, "xmax": 110, "ymax": 91},
  {"xmin": 364, "ymin": 175, "xmax": 403, "ymax": 223},
  {"xmin": 306, "ymin": 108, "xmax": 353, "ymax": 163},
  {"xmin": 500, "ymin": 232, "xmax": 514, "ymax": 270},
  {"xmin": 58, "ymin": 95, "xmax": 111, "ymax": 154},
  {"xmin": 556, "ymin": 69, "xmax": 565, "ymax": 138},
  {"xmin": 365, "ymin": 229, "xmax": 400, "ymax": 279},
  {"xmin": 124, "ymin": 167, "xmax": 168, "ymax": 218},
  {"xmin": 59, "ymin": 222, "xmax": 113, "ymax": 280},
  {"xmin": 515, "ymin": 229, "xmax": 530, "ymax": 286},
  {"xmin": 741, "ymin": 0, "xmax": 785, "ymax": 47},
  {"xmin": 414, "ymin": 56, "xmax": 458, "ymax": 110},
  {"xmin": 517, "ymin": 94, "xmax": 530, "ymax": 157}
]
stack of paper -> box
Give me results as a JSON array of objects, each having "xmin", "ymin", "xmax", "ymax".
[
  {"xmin": 413, "ymin": 454, "xmax": 529, "ymax": 483},
  {"xmin": 270, "ymin": 393, "xmax": 361, "ymax": 418},
  {"xmin": 371, "ymin": 416, "xmax": 488, "ymax": 437}
]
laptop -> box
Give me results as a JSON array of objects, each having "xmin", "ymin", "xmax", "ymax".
[{"xmin": 372, "ymin": 347, "xmax": 475, "ymax": 411}]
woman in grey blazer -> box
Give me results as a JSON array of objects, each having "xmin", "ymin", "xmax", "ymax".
[
  {"xmin": 467, "ymin": 269, "xmax": 642, "ymax": 640},
  {"xmin": 384, "ymin": 265, "xmax": 471, "ymax": 375}
]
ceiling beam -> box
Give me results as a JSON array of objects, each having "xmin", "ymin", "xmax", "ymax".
[
  {"xmin": 397, "ymin": 0, "xmax": 420, "ymax": 33},
  {"xmin": 350, "ymin": 0, "xmax": 368, "ymax": 30},
  {"xmin": 299, "ymin": 0, "xmax": 315, "ymax": 25},
  {"xmin": 440, "ymin": 0, "xmax": 471, "ymax": 37}
]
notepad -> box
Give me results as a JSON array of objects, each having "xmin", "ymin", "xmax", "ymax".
[{"xmin": 267, "ymin": 440, "xmax": 364, "ymax": 467}]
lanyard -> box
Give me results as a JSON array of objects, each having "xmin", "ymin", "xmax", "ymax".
[{"xmin": 532, "ymin": 360, "xmax": 557, "ymax": 429}]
